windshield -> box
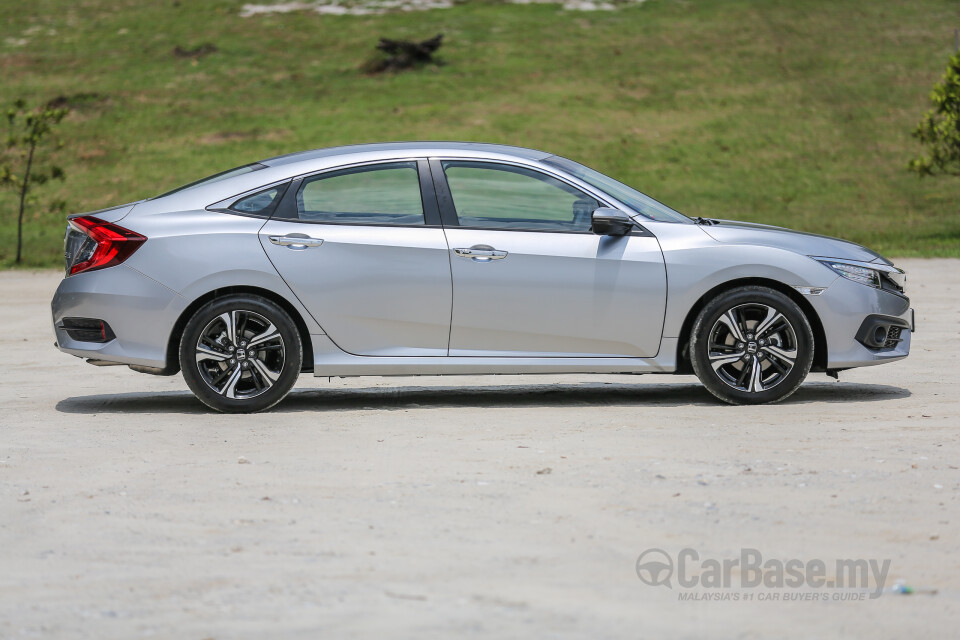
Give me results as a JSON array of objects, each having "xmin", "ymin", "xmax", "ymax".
[
  {"xmin": 153, "ymin": 163, "xmax": 267, "ymax": 199},
  {"xmin": 542, "ymin": 156, "xmax": 691, "ymax": 223}
]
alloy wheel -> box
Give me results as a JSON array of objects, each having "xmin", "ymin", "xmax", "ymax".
[
  {"xmin": 707, "ymin": 303, "xmax": 799, "ymax": 393},
  {"xmin": 194, "ymin": 309, "xmax": 285, "ymax": 399}
]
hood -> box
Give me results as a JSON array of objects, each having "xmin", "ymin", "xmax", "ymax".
[{"xmin": 699, "ymin": 219, "xmax": 890, "ymax": 264}]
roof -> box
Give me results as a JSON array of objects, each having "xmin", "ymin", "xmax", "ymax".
[{"xmin": 259, "ymin": 141, "xmax": 552, "ymax": 167}]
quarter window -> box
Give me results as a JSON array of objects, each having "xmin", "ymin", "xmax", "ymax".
[
  {"xmin": 296, "ymin": 162, "xmax": 425, "ymax": 226},
  {"xmin": 230, "ymin": 184, "xmax": 286, "ymax": 217},
  {"xmin": 441, "ymin": 161, "xmax": 599, "ymax": 232}
]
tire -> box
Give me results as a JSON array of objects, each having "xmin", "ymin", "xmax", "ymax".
[
  {"xmin": 179, "ymin": 295, "xmax": 303, "ymax": 413},
  {"xmin": 689, "ymin": 286, "xmax": 814, "ymax": 405}
]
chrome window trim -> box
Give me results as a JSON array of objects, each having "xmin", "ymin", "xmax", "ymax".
[
  {"xmin": 290, "ymin": 157, "xmax": 428, "ymax": 185},
  {"xmin": 208, "ymin": 155, "xmax": 635, "ymax": 219},
  {"xmin": 207, "ymin": 158, "xmax": 429, "ymax": 209}
]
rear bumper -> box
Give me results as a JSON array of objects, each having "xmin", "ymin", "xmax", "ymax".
[
  {"xmin": 805, "ymin": 276, "xmax": 913, "ymax": 369},
  {"xmin": 51, "ymin": 265, "xmax": 185, "ymax": 368}
]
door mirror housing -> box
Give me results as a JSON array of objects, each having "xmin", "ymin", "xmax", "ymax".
[{"xmin": 591, "ymin": 208, "xmax": 635, "ymax": 236}]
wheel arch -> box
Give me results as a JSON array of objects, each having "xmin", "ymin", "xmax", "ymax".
[
  {"xmin": 674, "ymin": 277, "xmax": 827, "ymax": 374},
  {"xmin": 165, "ymin": 286, "xmax": 315, "ymax": 375}
]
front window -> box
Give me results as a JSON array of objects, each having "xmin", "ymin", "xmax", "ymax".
[
  {"xmin": 441, "ymin": 161, "xmax": 599, "ymax": 232},
  {"xmin": 542, "ymin": 156, "xmax": 690, "ymax": 223}
]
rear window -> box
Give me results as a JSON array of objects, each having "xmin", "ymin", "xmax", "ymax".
[
  {"xmin": 294, "ymin": 162, "xmax": 425, "ymax": 226},
  {"xmin": 153, "ymin": 163, "xmax": 267, "ymax": 199}
]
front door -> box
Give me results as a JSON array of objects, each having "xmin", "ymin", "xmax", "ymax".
[
  {"xmin": 260, "ymin": 160, "xmax": 452, "ymax": 357},
  {"xmin": 433, "ymin": 159, "xmax": 666, "ymax": 357}
]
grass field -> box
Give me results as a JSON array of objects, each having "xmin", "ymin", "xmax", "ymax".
[{"xmin": 1, "ymin": 0, "xmax": 958, "ymax": 267}]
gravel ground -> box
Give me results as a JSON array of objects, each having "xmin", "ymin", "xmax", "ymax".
[{"xmin": 1, "ymin": 259, "xmax": 958, "ymax": 638}]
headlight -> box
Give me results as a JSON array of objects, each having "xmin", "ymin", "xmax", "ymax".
[{"xmin": 818, "ymin": 260, "xmax": 880, "ymax": 288}]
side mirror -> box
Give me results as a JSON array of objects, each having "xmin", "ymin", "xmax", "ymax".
[{"xmin": 591, "ymin": 208, "xmax": 634, "ymax": 236}]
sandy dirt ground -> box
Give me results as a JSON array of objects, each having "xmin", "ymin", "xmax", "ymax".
[{"xmin": 0, "ymin": 260, "xmax": 958, "ymax": 638}]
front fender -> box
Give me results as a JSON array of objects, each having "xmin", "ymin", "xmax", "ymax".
[{"xmin": 644, "ymin": 222, "xmax": 838, "ymax": 338}]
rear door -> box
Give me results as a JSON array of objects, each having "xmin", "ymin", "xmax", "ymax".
[
  {"xmin": 431, "ymin": 159, "xmax": 666, "ymax": 357},
  {"xmin": 260, "ymin": 159, "xmax": 452, "ymax": 357}
]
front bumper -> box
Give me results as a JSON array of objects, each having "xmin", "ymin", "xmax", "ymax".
[
  {"xmin": 804, "ymin": 275, "xmax": 913, "ymax": 369},
  {"xmin": 51, "ymin": 265, "xmax": 186, "ymax": 369}
]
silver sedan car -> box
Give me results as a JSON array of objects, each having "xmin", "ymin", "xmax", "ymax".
[{"xmin": 52, "ymin": 142, "xmax": 913, "ymax": 412}]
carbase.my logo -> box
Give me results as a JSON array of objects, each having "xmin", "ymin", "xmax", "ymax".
[
  {"xmin": 635, "ymin": 547, "xmax": 891, "ymax": 599},
  {"xmin": 635, "ymin": 548, "xmax": 674, "ymax": 588}
]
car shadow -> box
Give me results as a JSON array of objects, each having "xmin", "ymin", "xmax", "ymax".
[{"xmin": 55, "ymin": 380, "xmax": 910, "ymax": 415}]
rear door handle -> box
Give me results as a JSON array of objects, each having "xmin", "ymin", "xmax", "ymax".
[
  {"xmin": 453, "ymin": 246, "xmax": 508, "ymax": 262},
  {"xmin": 269, "ymin": 234, "xmax": 324, "ymax": 249}
]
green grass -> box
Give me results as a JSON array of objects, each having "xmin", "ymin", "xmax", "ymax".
[{"xmin": 1, "ymin": 0, "xmax": 958, "ymax": 267}]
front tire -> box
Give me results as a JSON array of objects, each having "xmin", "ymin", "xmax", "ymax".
[
  {"xmin": 179, "ymin": 295, "xmax": 303, "ymax": 413},
  {"xmin": 690, "ymin": 286, "xmax": 814, "ymax": 405}
]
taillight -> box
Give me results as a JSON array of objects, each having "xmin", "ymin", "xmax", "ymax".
[{"xmin": 65, "ymin": 216, "xmax": 146, "ymax": 276}]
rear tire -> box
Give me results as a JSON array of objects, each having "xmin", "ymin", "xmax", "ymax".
[
  {"xmin": 690, "ymin": 286, "xmax": 814, "ymax": 405},
  {"xmin": 179, "ymin": 295, "xmax": 303, "ymax": 413}
]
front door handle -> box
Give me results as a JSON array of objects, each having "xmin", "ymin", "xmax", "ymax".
[
  {"xmin": 453, "ymin": 245, "xmax": 508, "ymax": 262},
  {"xmin": 269, "ymin": 234, "xmax": 324, "ymax": 250}
]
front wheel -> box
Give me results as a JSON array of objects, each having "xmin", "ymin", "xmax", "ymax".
[
  {"xmin": 179, "ymin": 295, "xmax": 303, "ymax": 413},
  {"xmin": 689, "ymin": 286, "xmax": 814, "ymax": 405}
]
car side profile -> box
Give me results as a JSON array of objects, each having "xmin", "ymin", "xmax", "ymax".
[{"xmin": 52, "ymin": 142, "xmax": 914, "ymax": 412}]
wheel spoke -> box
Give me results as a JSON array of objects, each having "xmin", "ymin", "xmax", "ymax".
[
  {"xmin": 718, "ymin": 309, "xmax": 746, "ymax": 342},
  {"xmin": 210, "ymin": 365, "xmax": 234, "ymax": 387},
  {"xmin": 221, "ymin": 366, "xmax": 243, "ymax": 398},
  {"xmin": 218, "ymin": 312, "xmax": 237, "ymax": 346},
  {"xmin": 251, "ymin": 358, "xmax": 280, "ymax": 387},
  {"xmin": 765, "ymin": 356, "xmax": 788, "ymax": 376},
  {"xmin": 747, "ymin": 356, "xmax": 764, "ymax": 392},
  {"xmin": 250, "ymin": 366, "xmax": 264, "ymax": 392},
  {"xmin": 762, "ymin": 344, "xmax": 797, "ymax": 366},
  {"xmin": 247, "ymin": 323, "xmax": 280, "ymax": 348},
  {"xmin": 710, "ymin": 352, "xmax": 746, "ymax": 371},
  {"xmin": 759, "ymin": 319, "xmax": 787, "ymax": 339},
  {"xmin": 237, "ymin": 312, "xmax": 249, "ymax": 343},
  {"xmin": 753, "ymin": 307, "xmax": 781, "ymax": 338},
  {"xmin": 196, "ymin": 345, "xmax": 229, "ymax": 364},
  {"xmin": 736, "ymin": 359, "xmax": 753, "ymax": 388},
  {"xmin": 709, "ymin": 341, "xmax": 738, "ymax": 352},
  {"xmin": 199, "ymin": 335, "xmax": 221, "ymax": 350}
]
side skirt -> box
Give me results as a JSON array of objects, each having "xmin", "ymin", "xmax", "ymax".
[{"xmin": 309, "ymin": 335, "xmax": 679, "ymax": 377}]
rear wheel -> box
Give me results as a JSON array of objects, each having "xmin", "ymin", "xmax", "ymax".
[
  {"xmin": 180, "ymin": 295, "xmax": 302, "ymax": 413},
  {"xmin": 690, "ymin": 286, "xmax": 814, "ymax": 405}
]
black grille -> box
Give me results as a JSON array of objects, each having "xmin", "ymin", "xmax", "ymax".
[
  {"xmin": 883, "ymin": 326, "xmax": 903, "ymax": 349},
  {"xmin": 59, "ymin": 318, "xmax": 115, "ymax": 343}
]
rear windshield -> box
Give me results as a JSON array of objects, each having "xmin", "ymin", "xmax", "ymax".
[{"xmin": 153, "ymin": 163, "xmax": 267, "ymax": 199}]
